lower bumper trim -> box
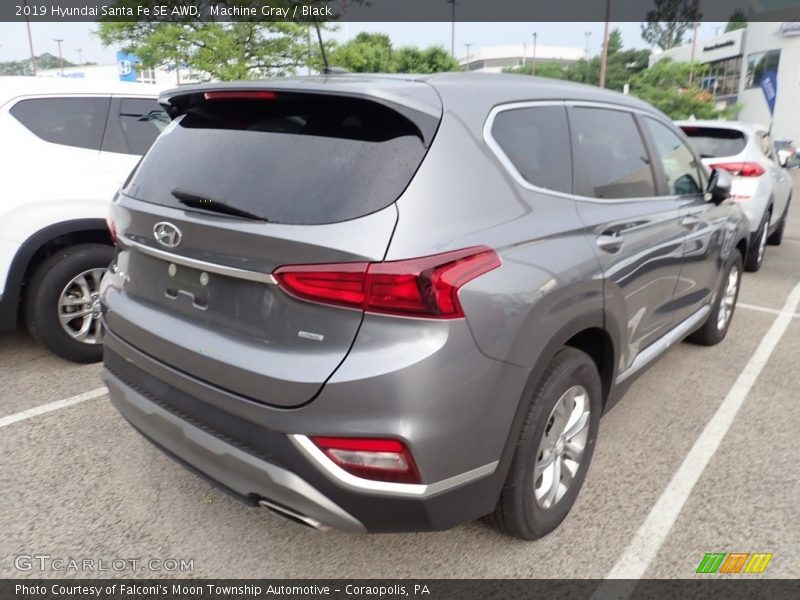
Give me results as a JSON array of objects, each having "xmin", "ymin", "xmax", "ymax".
[{"xmin": 103, "ymin": 369, "xmax": 366, "ymax": 533}]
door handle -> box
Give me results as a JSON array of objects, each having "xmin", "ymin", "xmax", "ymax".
[
  {"xmin": 681, "ymin": 216, "xmax": 701, "ymax": 228},
  {"xmin": 596, "ymin": 234, "xmax": 624, "ymax": 253}
]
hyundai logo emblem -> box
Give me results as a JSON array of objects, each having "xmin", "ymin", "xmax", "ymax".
[{"xmin": 153, "ymin": 222, "xmax": 182, "ymax": 248}]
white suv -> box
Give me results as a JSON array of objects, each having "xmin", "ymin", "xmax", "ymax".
[
  {"xmin": 677, "ymin": 120, "xmax": 793, "ymax": 272},
  {"xmin": 0, "ymin": 77, "xmax": 168, "ymax": 362}
]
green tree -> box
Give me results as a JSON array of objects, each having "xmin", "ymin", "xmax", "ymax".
[
  {"xmin": 502, "ymin": 31, "xmax": 650, "ymax": 93},
  {"xmin": 641, "ymin": 0, "xmax": 702, "ymax": 50},
  {"xmin": 725, "ymin": 9, "xmax": 748, "ymax": 32},
  {"xmin": 606, "ymin": 28, "xmax": 624, "ymax": 55},
  {"xmin": 328, "ymin": 32, "xmax": 458, "ymax": 73},
  {"xmin": 629, "ymin": 58, "xmax": 736, "ymax": 119},
  {"xmin": 394, "ymin": 46, "xmax": 459, "ymax": 73},
  {"xmin": 97, "ymin": 0, "xmax": 325, "ymax": 81},
  {"xmin": 328, "ymin": 32, "xmax": 394, "ymax": 72},
  {"xmin": 502, "ymin": 60, "xmax": 570, "ymax": 79}
]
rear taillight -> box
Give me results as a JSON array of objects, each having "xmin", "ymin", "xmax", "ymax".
[
  {"xmin": 311, "ymin": 437, "xmax": 420, "ymax": 484},
  {"xmin": 710, "ymin": 162, "xmax": 766, "ymax": 177},
  {"xmin": 273, "ymin": 247, "xmax": 500, "ymax": 319},
  {"xmin": 106, "ymin": 216, "xmax": 117, "ymax": 244}
]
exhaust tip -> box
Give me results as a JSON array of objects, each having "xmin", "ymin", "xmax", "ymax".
[{"xmin": 257, "ymin": 498, "xmax": 329, "ymax": 531}]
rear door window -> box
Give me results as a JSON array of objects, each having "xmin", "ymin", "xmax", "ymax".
[
  {"xmin": 123, "ymin": 93, "xmax": 434, "ymax": 225},
  {"xmin": 569, "ymin": 107, "xmax": 656, "ymax": 199},
  {"xmin": 10, "ymin": 97, "xmax": 110, "ymax": 151},
  {"xmin": 490, "ymin": 105, "xmax": 572, "ymax": 194},
  {"xmin": 644, "ymin": 118, "xmax": 703, "ymax": 196},
  {"xmin": 679, "ymin": 126, "xmax": 747, "ymax": 158},
  {"xmin": 118, "ymin": 98, "xmax": 170, "ymax": 155}
]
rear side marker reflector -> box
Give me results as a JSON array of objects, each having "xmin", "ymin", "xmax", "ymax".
[
  {"xmin": 273, "ymin": 247, "xmax": 500, "ymax": 319},
  {"xmin": 311, "ymin": 437, "xmax": 421, "ymax": 484}
]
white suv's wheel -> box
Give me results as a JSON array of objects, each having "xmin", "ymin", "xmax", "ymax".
[{"xmin": 24, "ymin": 244, "xmax": 113, "ymax": 363}]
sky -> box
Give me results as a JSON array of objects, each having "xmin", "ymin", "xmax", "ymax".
[{"xmin": 0, "ymin": 21, "xmax": 727, "ymax": 66}]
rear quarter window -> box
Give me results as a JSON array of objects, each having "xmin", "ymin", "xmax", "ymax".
[
  {"xmin": 10, "ymin": 97, "xmax": 110, "ymax": 151},
  {"xmin": 123, "ymin": 93, "xmax": 433, "ymax": 225},
  {"xmin": 489, "ymin": 105, "xmax": 573, "ymax": 194},
  {"xmin": 680, "ymin": 126, "xmax": 747, "ymax": 159}
]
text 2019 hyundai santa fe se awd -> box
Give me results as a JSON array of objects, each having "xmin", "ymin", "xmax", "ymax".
[{"xmin": 101, "ymin": 73, "xmax": 748, "ymax": 539}]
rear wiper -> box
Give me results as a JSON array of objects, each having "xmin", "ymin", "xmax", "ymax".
[{"xmin": 171, "ymin": 189, "xmax": 268, "ymax": 222}]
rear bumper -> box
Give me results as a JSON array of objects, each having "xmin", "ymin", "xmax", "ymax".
[
  {"xmin": 103, "ymin": 368, "xmax": 366, "ymax": 532},
  {"xmin": 102, "ymin": 328, "xmax": 523, "ymax": 532}
]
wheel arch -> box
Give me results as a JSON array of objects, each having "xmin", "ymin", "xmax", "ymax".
[
  {"xmin": 486, "ymin": 311, "xmax": 619, "ymax": 503},
  {"xmin": 0, "ymin": 219, "xmax": 111, "ymax": 331}
]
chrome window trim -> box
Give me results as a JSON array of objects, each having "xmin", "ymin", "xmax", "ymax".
[
  {"xmin": 290, "ymin": 434, "xmax": 498, "ymax": 497},
  {"xmin": 119, "ymin": 236, "xmax": 277, "ymax": 285},
  {"xmin": 483, "ymin": 99, "xmax": 679, "ymax": 205}
]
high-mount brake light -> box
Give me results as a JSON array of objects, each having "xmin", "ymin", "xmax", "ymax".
[
  {"xmin": 310, "ymin": 437, "xmax": 421, "ymax": 484},
  {"xmin": 273, "ymin": 247, "xmax": 500, "ymax": 319},
  {"xmin": 203, "ymin": 91, "xmax": 278, "ymax": 101}
]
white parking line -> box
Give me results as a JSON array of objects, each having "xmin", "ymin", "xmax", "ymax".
[
  {"xmin": 0, "ymin": 387, "xmax": 107, "ymax": 429},
  {"xmin": 599, "ymin": 279, "xmax": 800, "ymax": 586},
  {"xmin": 738, "ymin": 302, "xmax": 800, "ymax": 319}
]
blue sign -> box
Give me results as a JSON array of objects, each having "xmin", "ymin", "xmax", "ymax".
[
  {"xmin": 760, "ymin": 70, "xmax": 778, "ymax": 115},
  {"xmin": 116, "ymin": 50, "xmax": 139, "ymax": 82}
]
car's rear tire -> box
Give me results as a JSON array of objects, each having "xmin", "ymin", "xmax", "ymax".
[
  {"xmin": 24, "ymin": 244, "xmax": 113, "ymax": 363},
  {"xmin": 488, "ymin": 347, "xmax": 602, "ymax": 540},
  {"xmin": 744, "ymin": 212, "xmax": 770, "ymax": 272},
  {"xmin": 768, "ymin": 199, "xmax": 790, "ymax": 246},
  {"xmin": 687, "ymin": 252, "xmax": 742, "ymax": 347}
]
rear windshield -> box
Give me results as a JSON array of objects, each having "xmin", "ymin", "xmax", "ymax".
[
  {"xmin": 123, "ymin": 94, "xmax": 432, "ymax": 224},
  {"xmin": 680, "ymin": 126, "xmax": 747, "ymax": 159}
]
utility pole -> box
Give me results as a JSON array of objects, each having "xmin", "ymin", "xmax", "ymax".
[
  {"xmin": 77, "ymin": 47, "xmax": 83, "ymax": 65},
  {"xmin": 307, "ymin": 24, "xmax": 312, "ymax": 75},
  {"xmin": 23, "ymin": 0, "xmax": 37, "ymax": 75},
  {"xmin": 598, "ymin": 0, "xmax": 612, "ymax": 88},
  {"xmin": 688, "ymin": 22, "xmax": 700, "ymax": 85},
  {"xmin": 446, "ymin": 0, "xmax": 457, "ymax": 57},
  {"xmin": 464, "ymin": 43, "xmax": 472, "ymax": 71},
  {"xmin": 531, "ymin": 32, "xmax": 537, "ymax": 76},
  {"xmin": 584, "ymin": 31, "xmax": 592, "ymax": 60},
  {"xmin": 54, "ymin": 38, "xmax": 64, "ymax": 75}
]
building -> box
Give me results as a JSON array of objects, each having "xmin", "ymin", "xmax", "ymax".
[
  {"xmin": 737, "ymin": 21, "xmax": 800, "ymax": 145},
  {"xmin": 649, "ymin": 23, "xmax": 800, "ymax": 144},
  {"xmin": 461, "ymin": 44, "xmax": 585, "ymax": 73},
  {"xmin": 36, "ymin": 50, "xmax": 197, "ymax": 86},
  {"xmin": 649, "ymin": 28, "xmax": 745, "ymax": 109}
]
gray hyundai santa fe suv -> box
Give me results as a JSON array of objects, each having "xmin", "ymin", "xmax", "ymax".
[{"xmin": 101, "ymin": 73, "xmax": 749, "ymax": 539}]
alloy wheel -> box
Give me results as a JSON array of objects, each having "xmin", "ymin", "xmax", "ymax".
[
  {"xmin": 57, "ymin": 268, "xmax": 106, "ymax": 344},
  {"xmin": 717, "ymin": 264, "xmax": 740, "ymax": 331},
  {"xmin": 534, "ymin": 385, "xmax": 591, "ymax": 509}
]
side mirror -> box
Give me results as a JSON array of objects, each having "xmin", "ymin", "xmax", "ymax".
[
  {"xmin": 777, "ymin": 151, "xmax": 790, "ymax": 168},
  {"xmin": 706, "ymin": 168, "xmax": 732, "ymax": 204}
]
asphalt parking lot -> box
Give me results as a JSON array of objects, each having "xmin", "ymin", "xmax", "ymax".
[{"xmin": 2, "ymin": 174, "xmax": 799, "ymax": 580}]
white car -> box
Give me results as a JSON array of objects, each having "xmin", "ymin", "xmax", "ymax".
[
  {"xmin": 677, "ymin": 120, "xmax": 793, "ymax": 272},
  {"xmin": 0, "ymin": 77, "xmax": 168, "ymax": 362}
]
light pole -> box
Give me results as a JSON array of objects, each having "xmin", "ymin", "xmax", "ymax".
[
  {"xmin": 77, "ymin": 47, "xmax": 83, "ymax": 65},
  {"xmin": 531, "ymin": 32, "xmax": 537, "ymax": 76},
  {"xmin": 688, "ymin": 22, "xmax": 700, "ymax": 85},
  {"xmin": 446, "ymin": 0, "xmax": 457, "ymax": 58},
  {"xmin": 53, "ymin": 38, "xmax": 65, "ymax": 75},
  {"xmin": 599, "ymin": 0, "xmax": 612, "ymax": 88},
  {"xmin": 584, "ymin": 31, "xmax": 592, "ymax": 60},
  {"xmin": 23, "ymin": 0, "xmax": 37, "ymax": 75},
  {"xmin": 464, "ymin": 43, "xmax": 472, "ymax": 71}
]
